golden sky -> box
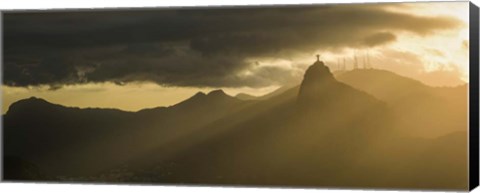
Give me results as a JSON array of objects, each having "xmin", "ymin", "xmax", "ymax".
[{"xmin": 2, "ymin": 2, "xmax": 470, "ymax": 113}]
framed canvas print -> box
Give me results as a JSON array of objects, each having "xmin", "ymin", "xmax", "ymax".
[{"xmin": 1, "ymin": 1, "xmax": 479, "ymax": 191}]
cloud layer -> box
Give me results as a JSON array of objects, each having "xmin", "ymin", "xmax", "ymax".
[{"xmin": 3, "ymin": 4, "xmax": 462, "ymax": 88}]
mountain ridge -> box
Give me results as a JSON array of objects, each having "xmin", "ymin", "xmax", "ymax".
[
  {"xmin": 5, "ymin": 68, "xmax": 466, "ymax": 115},
  {"xmin": 3, "ymin": 60, "xmax": 468, "ymax": 190}
]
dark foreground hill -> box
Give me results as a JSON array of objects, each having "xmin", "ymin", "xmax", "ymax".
[
  {"xmin": 3, "ymin": 60, "xmax": 468, "ymax": 190},
  {"xmin": 3, "ymin": 90, "xmax": 252, "ymax": 177}
]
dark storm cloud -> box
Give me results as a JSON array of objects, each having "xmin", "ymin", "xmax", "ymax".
[
  {"xmin": 362, "ymin": 32, "xmax": 397, "ymax": 47},
  {"xmin": 3, "ymin": 4, "xmax": 463, "ymax": 88}
]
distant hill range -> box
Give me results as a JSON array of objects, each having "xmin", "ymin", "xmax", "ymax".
[
  {"xmin": 3, "ymin": 60, "xmax": 468, "ymax": 190},
  {"xmin": 335, "ymin": 69, "xmax": 467, "ymax": 138},
  {"xmin": 235, "ymin": 85, "xmax": 296, "ymax": 101}
]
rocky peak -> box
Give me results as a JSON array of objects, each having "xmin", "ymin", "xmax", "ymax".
[
  {"xmin": 298, "ymin": 58, "xmax": 336, "ymax": 101},
  {"xmin": 207, "ymin": 89, "xmax": 228, "ymax": 97}
]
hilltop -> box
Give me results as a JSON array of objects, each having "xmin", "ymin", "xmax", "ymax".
[{"xmin": 3, "ymin": 59, "xmax": 468, "ymax": 190}]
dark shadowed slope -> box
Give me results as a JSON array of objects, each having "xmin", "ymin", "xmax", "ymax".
[
  {"xmin": 3, "ymin": 62, "xmax": 468, "ymax": 190},
  {"xmin": 3, "ymin": 90, "xmax": 250, "ymax": 178},
  {"xmin": 4, "ymin": 97, "xmax": 136, "ymax": 177},
  {"xmin": 119, "ymin": 60, "xmax": 395, "ymax": 187},
  {"xmin": 335, "ymin": 69, "xmax": 467, "ymax": 137},
  {"xmin": 118, "ymin": 61, "xmax": 466, "ymax": 190}
]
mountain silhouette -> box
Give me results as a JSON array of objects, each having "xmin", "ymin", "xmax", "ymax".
[
  {"xmin": 235, "ymin": 93, "xmax": 257, "ymax": 100},
  {"xmin": 2, "ymin": 60, "xmax": 468, "ymax": 190},
  {"xmin": 115, "ymin": 59, "xmax": 397, "ymax": 188},
  {"xmin": 4, "ymin": 97, "xmax": 136, "ymax": 176},
  {"xmin": 298, "ymin": 60, "xmax": 384, "ymax": 113},
  {"xmin": 3, "ymin": 89, "xmax": 248, "ymax": 177},
  {"xmin": 335, "ymin": 69, "xmax": 467, "ymax": 138},
  {"xmin": 235, "ymin": 85, "xmax": 297, "ymax": 101},
  {"xmin": 122, "ymin": 62, "xmax": 465, "ymax": 190},
  {"xmin": 6, "ymin": 97, "xmax": 58, "ymax": 115}
]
